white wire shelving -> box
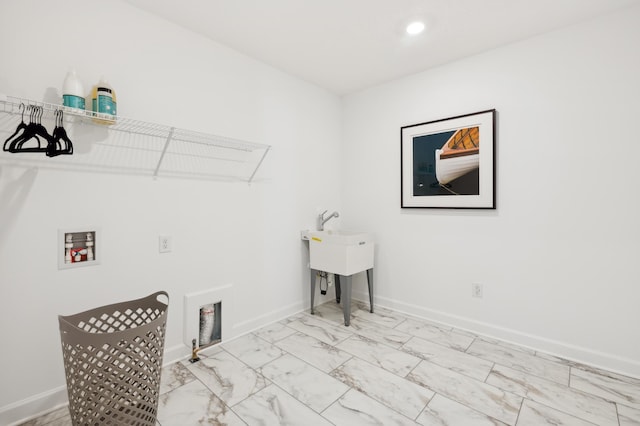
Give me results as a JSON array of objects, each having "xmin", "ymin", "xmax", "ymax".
[{"xmin": 0, "ymin": 93, "xmax": 271, "ymax": 182}]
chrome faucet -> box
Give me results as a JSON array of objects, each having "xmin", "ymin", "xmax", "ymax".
[{"xmin": 317, "ymin": 210, "xmax": 339, "ymax": 231}]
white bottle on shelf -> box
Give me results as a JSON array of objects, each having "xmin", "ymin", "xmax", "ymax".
[{"xmin": 62, "ymin": 70, "xmax": 85, "ymax": 112}]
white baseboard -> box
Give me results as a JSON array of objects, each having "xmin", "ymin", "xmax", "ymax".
[
  {"xmin": 232, "ymin": 300, "xmax": 305, "ymax": 337},
  {"xmin": 163, "ymin": 343, "xmax": 191, "ymax": 366},
  {"xmin": 354, "ymin": 290, "xmax": 640, "ymax": 379},
  {"xmin": 0, "ymin": 386, "xmax": 68, "ymax": 426}
]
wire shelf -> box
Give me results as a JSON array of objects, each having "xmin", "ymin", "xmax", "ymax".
[{"xmin": 0, "ymin": 93, "xmax": 271, "ymax": 182}]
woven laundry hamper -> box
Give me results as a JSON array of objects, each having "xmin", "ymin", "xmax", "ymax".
[{"xmin": 58, "ymin": 291, "xmax": 169, "ymax": 426}]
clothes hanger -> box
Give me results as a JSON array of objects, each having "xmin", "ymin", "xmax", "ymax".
[
  {"xmin": 47, "ymin": 109, "xmax": 73, "ymax": 157},
  {"xmin": 12, "ymin": 105, "xmax": 52, "ymax": 153},
  {"xmin": 3, "ymin": 103, "xmax": 27, "ymax": 152},
  {"xmin": 7, "ymin": 104, "xmax": 39, "ymax": 152}
]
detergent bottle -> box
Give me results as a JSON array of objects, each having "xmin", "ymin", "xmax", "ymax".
[
  {"xmin": 62, "ymin": 70, "xmax": 85, "ymax": 112},
  {"xmin": 90, "ymin": 76, "xmax": 117, "ymax": 124}
]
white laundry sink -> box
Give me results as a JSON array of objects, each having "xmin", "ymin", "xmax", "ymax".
[{"xmin": 302, "ymin": 230, "xmax": 374, "ymax": 276}]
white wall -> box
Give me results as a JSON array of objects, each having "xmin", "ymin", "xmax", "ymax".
[
  {"xmin": 0, "ymin": 0, "xmax": 342, "ymax": 421},
  {"xmin": 3, "ymin": 1, "xmax": 639, "ymax": 422},
  {"xmin": 342, "ymin": 5, "xmax": 640, "ymax": 377}
]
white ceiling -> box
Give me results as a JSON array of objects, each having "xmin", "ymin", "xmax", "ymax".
[{"xmin": 125, "ymin": 0, "xmax": 639, "ymax": 95}]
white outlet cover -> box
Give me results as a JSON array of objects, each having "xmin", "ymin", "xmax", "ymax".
[
  {"xmin": 472, "ymin": 283, "xmax": 483, "ymax": 298},
  {"xmin": 159, "ymin": 235, "xmax": 172, "ymax": 253}
]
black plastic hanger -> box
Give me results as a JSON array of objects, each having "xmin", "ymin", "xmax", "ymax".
[
  {"xmin": 3, "ymin": 103, "xmax": 27, "ymax": 152},
  {"xmin": 47, "ymin": 109, "xmax": 73, "ymax": 157},
  {"xmin": 11, "ymin": 105, "xmax": 52, "ymax": 153},
  {"xmin": 7, "ymin": 105, "xmax": 40, "ymax": 152}
]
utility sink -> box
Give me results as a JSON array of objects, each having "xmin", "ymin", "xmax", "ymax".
[{"xmin": 301, "ymin": 230, "xmax": 374, "ymax": 276}]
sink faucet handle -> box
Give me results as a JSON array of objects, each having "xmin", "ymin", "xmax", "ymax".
[{"xmin": 319, "ymin": 209, "xmax": 328, "ymax": 219}]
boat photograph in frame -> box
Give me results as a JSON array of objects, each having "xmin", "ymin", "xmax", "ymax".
[{"xmin": 401, "ymin": 109, "xmax": 496, "ymax": 209}]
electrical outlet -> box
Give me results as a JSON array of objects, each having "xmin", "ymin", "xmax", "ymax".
[
  {"xmin": 472, "ymin": 283, "xmax": 483, "ymax": 298},
  {"xmin": 159, "ymin": 236, "xmax": 172, "ymax": 253}
]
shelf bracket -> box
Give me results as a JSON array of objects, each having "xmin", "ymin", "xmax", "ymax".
[
  {"xmin": 248, "ymin": 146, "xmax": 271, "ymax": 184},
  {"xmin": 154, "ymin": 126, "xmax": 175, "ymax": 178}
]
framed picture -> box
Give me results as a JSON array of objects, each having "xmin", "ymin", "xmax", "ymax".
[{"xmin": 401, "ymin": 109, "xmax": 496, "ymax": 209}]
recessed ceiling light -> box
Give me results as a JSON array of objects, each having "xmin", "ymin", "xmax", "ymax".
[{"xmin": 406, "ymin": 21, "xmax": 425, "ymax": 35}]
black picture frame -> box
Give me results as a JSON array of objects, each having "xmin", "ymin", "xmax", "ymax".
[{"xmin": 401, "ymin": 109, "xmax": 496, "ymax": 209}]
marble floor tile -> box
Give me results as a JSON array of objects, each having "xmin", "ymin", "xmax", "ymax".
[
  {"xmin": 252, "ymin": 320, "xmax": 297, "ymax": 343},
  {"xmin": 395, "ymin": 317, "xmax": 474, "ymax": 351},
  {"xmin": 347, "ymin": 316, "xmax": 413, "ymax": 348},
  {"xmin": 480, "ymin": 336, "xmax": 538, "ymax": 356},
  {"xmin": 20, "ymin": 416, "xmax": 71, "ymax": 426},
  {"xmin": 394, "ymin": 314, "xmax": 446, "ymax": 330},
  {"xmin": 18, "ymin": 407, "xmax": 71, "ymax": 426},
  {"xmin": 336, "ymin": 334, "xmax": 421, "ymax": 377},
  {"xmin": 322, "ymin": 388, "xmax": 418, "ymax": 425},
  {"xmin": 232, "ymin": 384, "xmax": 333, "ymax": 426},
  {"xmin": 572, "ymin": 364, "xmax": 640, "ymax": 387},
  {"xmin": 417, "ymin": 394, "xmax": 508, "ymax": 426},
  {"xmin": 185, "ymin": 349, "xmax": 267, "ymax": 407},
  {"xmin": 259, "ymin": 353, "xmax": 349, "ymax": 412},
  {"xmin": 308, "ymin": 299, "xmax": 347, "ymax": 323},
  {"xmin": 197, "ymin": 341, "xmax": 225, "ymax": 355},
  {"xmin": 222, "ymin": 333, "xmax": 285, "ymax": 369},
  {"xmin": 467, "ymin": 339, "xmax": 570, "ymax": 385},
  {"xmin": 534, "ymin": 350, "xmax": 581, "ymax": 366},
  {"xmin": 160, "ymin": 361, "xmax": 196, "ymax": 395},
  {"xmin": 286, "ymin": 313, "xmax": 353, "ymax": 345},
  {"xmin": 275, "ymin": 331, "xmax": 352, "ymax": 373},
  {"xmin": 23, "ymin": 302, "xmax": 640, "ymax": 426},
  {"xmin": 157, "ymin": 379, "xmax": 244, "ymax": 426},
  {"xmin": 281, "ymin": 311, "xmax": 305, "ymax": 322},
  {"xmin": 617, "ymin": 403, "xmax": 640, "ymax": 426},
  {"xmin": 401, "ymin": 336, "xmax": 494, "ymax": 382},
  {"xmin": 515, "ymin": 399, "xmax": 598, "ymax": 426},
  {"xmin": 331, "ymin": 357, "xmax": 434, "ymax": 419},
  {"xmin": 487, "ymin": 364, "xmax": 618, "ymax": 426},
  {"xmin": 35, "ymin": 416, "xmax": 71, "ymax": 426},
  {"xmin": 570, "ymin": 366, "xmax": 640, "ymax": 409},
  {"xmin": 350, "ymin": 302, "xmax": 408, "ymax": 328},
  {"xmin": 407, "ymin": 360, "xmax": 522, "ymax": 425},
  {"xmin": 532, "ymin": 350, "xmax": 640, "ymax": 389}
]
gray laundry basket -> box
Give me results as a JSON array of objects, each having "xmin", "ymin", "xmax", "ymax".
[{"xmin": 58, "ymin": 291, "xmax": 169, "ymax": 426}]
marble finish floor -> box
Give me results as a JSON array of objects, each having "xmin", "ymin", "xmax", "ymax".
[{"xmin": 22, "ymin": 301, "xmax": 640, "ymax": 425}]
